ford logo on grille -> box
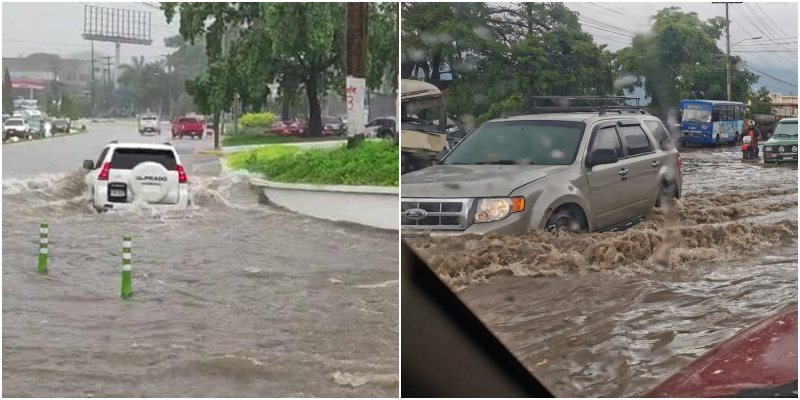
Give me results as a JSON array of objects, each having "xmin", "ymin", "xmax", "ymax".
[{"xmin": 403, "ymin": 208, "xmax": 428, "ymax": 220}]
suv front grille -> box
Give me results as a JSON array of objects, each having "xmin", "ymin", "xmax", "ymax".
[{"xmin": 401, "ymin": 198, "xmax": 473, "ymax": 230}]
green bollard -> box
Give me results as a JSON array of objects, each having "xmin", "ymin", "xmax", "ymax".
[
  {"xmin": 38, "ymin": 223, "xmax": 48, "ymax": 274},
  {"xmin": 121, "ymin": 235, "xmax": 133, "ymax": 300}
]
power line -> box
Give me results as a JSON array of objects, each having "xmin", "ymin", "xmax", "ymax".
[{"xmin": 744, "ymin": 62, "xmax": 798, "ymax": 88}]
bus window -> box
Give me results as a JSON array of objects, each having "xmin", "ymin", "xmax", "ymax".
[{"xmin": 685, "ymin": 107, "xmax": 712, "ymax": 123}]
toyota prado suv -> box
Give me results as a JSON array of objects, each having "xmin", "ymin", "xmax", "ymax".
[
  {"xmin": 401, "ymin": 107, "xmax": 682, "ymax": 236},
  {"xmin": 83, "ymin": 142, "xmax": 190, "ymax": 212}
]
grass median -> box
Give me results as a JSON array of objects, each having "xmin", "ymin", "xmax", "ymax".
[{"xmin": 226, "ymin": 140, "xmax": 398, "ymax": 186}]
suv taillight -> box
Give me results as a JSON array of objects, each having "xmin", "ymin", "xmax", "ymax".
[
  {"xmin": 98, "ymin": 162, "xmax": 111, "ymax": 181},
  {"xmin": 677, "ymin": 154, "xmax": 682, "ymax": 175},
  {"xmin": 177, "ymin": 165, "xmax": 187, "ymax": 183}
]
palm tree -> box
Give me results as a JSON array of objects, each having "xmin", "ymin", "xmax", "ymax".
[{"xmin": 118, "ymin": 56, "xmax": 146, "ymax": 112}]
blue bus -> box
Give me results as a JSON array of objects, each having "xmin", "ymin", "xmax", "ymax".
[{"xmin": 679, "ymin": 99, "xmax": 745, "ymax": 146}]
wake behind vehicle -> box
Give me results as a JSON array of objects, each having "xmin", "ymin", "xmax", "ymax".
[
  {"xmin": 401, "ymin": 97, "xmax": 682, "ymax": 236},
  {"xmin": 83, "ymin": 142, "xmax": 190, "ymax": 212},
  {"xmin": 763, "ymin": 117, "xmax": 798, "ymax": 163},
  {"xmin": 401, "ymin": 79, "xmax": 447, "ymax": 174},
  {"xmin": 171, "ymin": 116, "xmax": 204, "ymax": 139},
  {"xmin": 138, "ymin": 113, "xmax": 161, "ymax": 135},
  {"xmin": 678, "ymin": 99, "xmax": 744, "ymax": 146}
]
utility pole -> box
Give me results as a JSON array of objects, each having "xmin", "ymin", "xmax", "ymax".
[
  {"xmin": 102, "ymin": 56, "xmax": 113, "ymax": 108},
  {"xmin": 345, "ymin": 2, "xmax": 369, "ymax": 148},
  {"xmin": 714, "ymin": 2, "xmax": 742, "ymax": 101},
  {"xmin": 90, "ymin": 41, "xmax": 96, "ymax": 117}
]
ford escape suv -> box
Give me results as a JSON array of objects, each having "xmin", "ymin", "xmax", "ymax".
[
  {"xmin": 401, "ymin": 107, "xmax": 682, "ymax": 236},
  {"xmin": 83, "ymin": 142, "xmax": 190, "ymax": 212}
]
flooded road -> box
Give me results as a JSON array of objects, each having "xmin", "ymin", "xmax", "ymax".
[
  {"xmin": 408, "ymin": 145, "xmax": 797, "ymax": 397},
  {"xmin": 3, "ymin": 121, "xmax": 398, "ymax": 397}
]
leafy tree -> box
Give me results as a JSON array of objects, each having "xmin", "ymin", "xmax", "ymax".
[
  {"xmin": 615, "ymin": 7, "xmax": 758, "ymax": 110},
  {"xmin": 367, "ymin": 2, "xmax": 398, "ymax": 91},
  {"xmin": 2, "ymin": 68, "xmax": 13, "ymax": 114},
  {"xmin": 749, "ymin": 86, "xmax": 773, "ymax": 115},
  {"xmin": 402, "ymin": 2, "xmax": 617, "ymax": 123}
]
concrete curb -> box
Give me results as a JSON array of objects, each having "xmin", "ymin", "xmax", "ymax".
[
  {"xmin": 249, "ymin": 177, "xmax": 398, "ymax": 230},
  {"xmin": 249, "ymin": 177, "xmax": 398, "ymax": 195}
]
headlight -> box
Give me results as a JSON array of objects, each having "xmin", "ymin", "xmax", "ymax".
[
  {"xmin": 765, "ymin": 146, "xmax": 773, "ymax": 151},
  {"xmin": 793, "ymin": 146, "xmax": 798, "ymax": 153},
  {"xmin": 474, "ymin": 197, "xmax": 525, "ymax": 223},
  {"xmin": 779, "ymin": 146, "xmax": 785, "ymax": 153}
]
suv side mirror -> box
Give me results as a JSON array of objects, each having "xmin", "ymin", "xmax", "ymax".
[
  {"xmin": 586, "ymin": 149, "xmax": 618, "ymax": 168},
  {"xmin": 83, "ymin": 160, "xmax": 94, "ymax": 170}
]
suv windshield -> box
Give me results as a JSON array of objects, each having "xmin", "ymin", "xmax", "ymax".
[
  {"xmin": 402, "ymin": 97, "xmax": 445, "ymax": 134},
  {"xmin": 773, "ymin": 121, "xmax": 798, "ymax": 138},
  {"xmin": 110, "ymin": 148, "xmax": 178, "ymax": 170},
  {"xmin": 5, "ymin": 119, "xmax": 22, "ymax": 126},
  {"xmin": 443, "ymin": 120, "xmax": 585, "ymax": 165},
  {"xmin": 178, "ymin": 118, "xmax": 197, "ymax": 124}
]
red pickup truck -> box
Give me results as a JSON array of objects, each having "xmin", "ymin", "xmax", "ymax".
[{"xmin": 171, "ymin": 116, "xmax": 204, "ymax": 139}]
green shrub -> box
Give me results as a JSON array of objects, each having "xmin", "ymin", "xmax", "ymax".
[
  {"xmin": 226, "ymin": 140, "xmax": 398, "ymax": 186},
  {"xmin": 239, "ymin": 112, "xmax": 278, "ymax": 128}
]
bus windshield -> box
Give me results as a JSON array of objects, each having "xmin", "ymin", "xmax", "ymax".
[{"xmin": 682, "ymin": 108, "xmax": 712, "ymax": 123}]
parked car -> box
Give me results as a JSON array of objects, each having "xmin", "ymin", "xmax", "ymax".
[
  {"xmin": 138, "ymin": 113, "xmax": 161, "ymax": 135},
  {"xmin": 366, "ymin": 116, "xmax": 398, "ymax": 140},
  {"xmin": 322, "ymin": 116, "xmax": 346, "ymax": 136},
  {"xmin": 171, "ymin": 116, "xmax": 204, "ymax": 139},
  {"xmin": 762, "ymin": 117, "xmax": 798, "ymax": 163},
  {"xmin": 401, "ymin": 106, "xmax": 682, "ymax": 236},
  {"xmin": 3, "ymin": 117, "xmax": 30, "ymax": 140},
  {"xmin": 83, "ymin": 141, "xmax": 190, "ymax": 212},
  {"xmin": 51, "ymin": 119, "xmax": 70, "ymax": 134},
  {"xmin": 269, "ymin": 120, "xmax": 305, "ymax": 136}
]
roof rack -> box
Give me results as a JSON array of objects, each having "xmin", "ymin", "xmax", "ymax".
[
  {"xmin": 108, "ymin": 140, "xmax": 118, "ymax": 144},
  {"xmin": 530, "ymin": 95, "xmax": 647, "ymax": 116}
]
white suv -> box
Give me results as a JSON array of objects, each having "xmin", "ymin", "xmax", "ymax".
[
  {"xmin": 83, "ymin": 142, "xmax": 190, "ymax": 212},
  {"xmin": 138, "ymin": 113, "xmax": 161, "ymax": 135},
  {"xmin": 3, "ymin": 117, "xmax": 31, "ymax": 140}
]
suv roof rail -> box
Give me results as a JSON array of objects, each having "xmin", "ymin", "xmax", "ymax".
[
  {"xmin": 530, "ymin": 95, "xmax": 647, "ymax": 116},
  {"xmin": 162, "ymin": 142, "xmax": 172, "ymax": 146},
  {"xmin": 108, "ymin": 140, "xmax": 118, "ymax": 144}
]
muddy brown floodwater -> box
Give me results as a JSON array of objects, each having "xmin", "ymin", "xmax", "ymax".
[
  {"xmin": 3, "ymin": 146, "xmax": 398, "ymax": 397},
  {"xmin": 408, "ymin": 146, "xmax": 797, "ymax": 397}
]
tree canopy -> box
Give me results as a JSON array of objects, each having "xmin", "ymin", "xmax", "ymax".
[{"xmin": 162, "ymin": 2, "xmax": 397, "ymax": 135}]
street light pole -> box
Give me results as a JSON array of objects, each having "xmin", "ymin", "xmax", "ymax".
[{"xmin": 713, "ymin": 2, "xmax": 742, "ymax": 101}]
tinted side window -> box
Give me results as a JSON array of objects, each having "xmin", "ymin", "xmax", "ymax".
[
  {"xmin": 590, "ymin": 126, "xmax": 623, "ymax": 158},
  {"xmin": 110, "ymin": 148, "xmax": 177, "ymax": 170},
  {"xmin": 618, "ymin": 125, "xmax": 653, "ymax": 156},
  {"xmin": 95, "ymin": 147, "xmax": 109, "ymax": 169}
]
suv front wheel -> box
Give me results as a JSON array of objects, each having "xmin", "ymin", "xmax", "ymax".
[{"xmin": 545, "ymin": 205, "xmax": 587, "ymax": 234}]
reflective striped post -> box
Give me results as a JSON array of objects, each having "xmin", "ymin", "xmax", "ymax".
[
  {"xmin": 38, "ymin": 223, "xmax": 48, "ymax": 274},
  {"xmin": 121, "ymin": 235, "xmax": 133, "ymax": 300}
]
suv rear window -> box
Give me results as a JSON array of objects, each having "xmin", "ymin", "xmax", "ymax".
[
  {"xmin": 618, "ymin": 125, "xmax": 653, "ymax": 156},
  {"xmin": 178, "ymin": 118, "xmax": 198, "ymax": 124},
  {"xmin": 110, "ymin": 148, "xmax": 177, "ymax": 170},
  {"xmin": 141, "ymin": 116, "xmax": 158, "ymax": 121},
  {"xmin": 5, "ymin": 119, "xmax": 22, "ymax": 126}
]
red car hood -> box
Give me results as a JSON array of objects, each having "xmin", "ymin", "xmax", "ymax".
[{"xmin": 647, "ymin": 304, "xmax": 797, "ymax": 397}]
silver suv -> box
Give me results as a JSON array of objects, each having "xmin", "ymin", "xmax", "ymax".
[{"xmin": 401, "ymin": 108, "xmax": 682, "ymax": 236}]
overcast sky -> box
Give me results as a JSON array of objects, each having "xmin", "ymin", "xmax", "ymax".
[
  {"xmin": 2, "ymin": 1, "xmax": 798, "ymax": 94},
  {"xmin": 565, "ymin": 2, "xmax": 798, "ymax": 94},
  {"xmin": 2, "ymin": 2, "xmax": 179, "ymax": 64}
]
